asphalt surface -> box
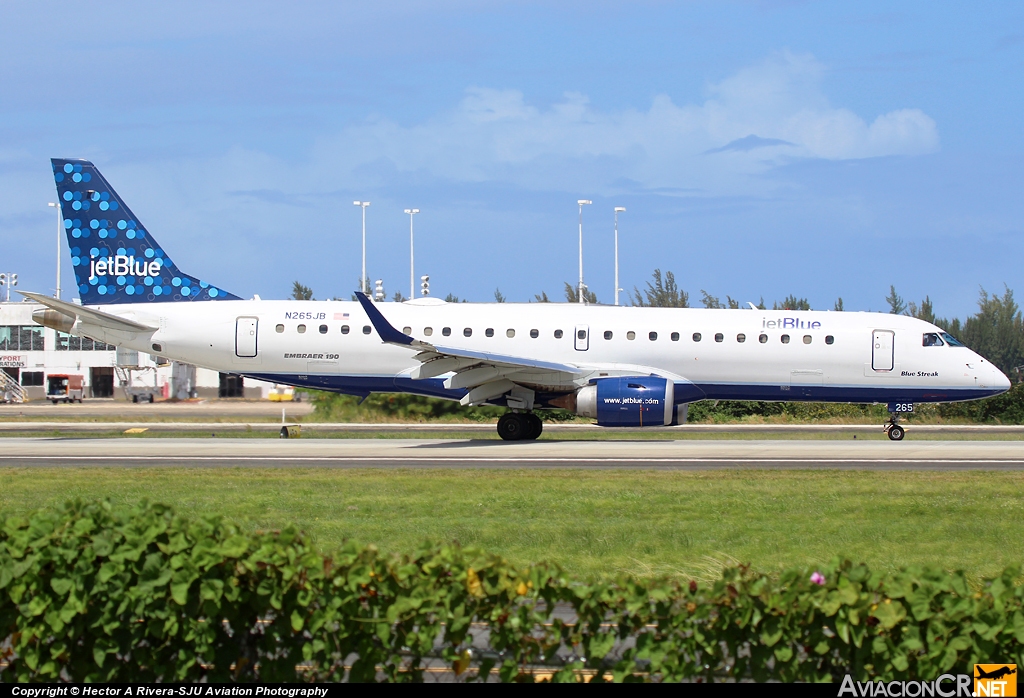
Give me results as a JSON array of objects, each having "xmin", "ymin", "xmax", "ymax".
[
  {"xmin": 1, "ymin": 437, "xmax": 1022, "ymax": 469},
  {"xmin": 2, "ymin": 420, "xmax": 1024, "ymax": 435},
  {"xmin": 0, "ymin": 399, "xmax": 315, "ymax": 419}
]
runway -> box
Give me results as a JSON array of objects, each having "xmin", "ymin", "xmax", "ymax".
[
  {"xmin": 1, "ymin": 437, "xmax": 1022, "ymax": 470},
  {"xmin": 2, "ymin": 421, "xmax": 1023, "ymax": 434}
]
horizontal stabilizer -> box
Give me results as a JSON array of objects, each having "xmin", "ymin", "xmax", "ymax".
[{"xmin": 20, "ymin": 291, "xmax": 156, "ymax": 333}]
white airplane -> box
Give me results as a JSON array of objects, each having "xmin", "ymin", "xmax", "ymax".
[{"xmin": 25, "ymin": 159, "xmax": 1011, "ymax": 441}]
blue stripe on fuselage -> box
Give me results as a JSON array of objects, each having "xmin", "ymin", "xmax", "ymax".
[
  {"xmin": 697, "ymin": 382, "xmax": 1003, "ymax": 404},
  {"xmin": 245, "ymin": 373, "xmax": 465, "ymax": 401},
  {"xmin": 241, "ymin": 373, "xmax": 1002, "ymax": 405}
]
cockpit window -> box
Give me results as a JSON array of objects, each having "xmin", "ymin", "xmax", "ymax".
[
  {"xmin": 941, "ymin": 332, "xmax": 966, "ymax": 347},
  {"xmin": 922, "ymin": 332, "xmax": 944, "ymax": 347}
]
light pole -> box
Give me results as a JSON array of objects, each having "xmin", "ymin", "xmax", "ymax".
[
  {"xmin": 577, "ymin": 200, "xmax": 592, "ymax": 304},
  {"xmin": 613, "ymin": 207, "xmax": 626, "ymax": 306},
  {"xmin": 0, "ymin": 273, "xmax": 16, "ymax": 303},
  {"xmin": 48, "ymin": 202, "xmax": 62, "ymax": 299},
  {"xmin": 353, "ymin": 201, "xmax": 370, "ymax": 294},
  {"xmin": 404, "ymin": 208, "xmax": 419, "ymax": 300}
]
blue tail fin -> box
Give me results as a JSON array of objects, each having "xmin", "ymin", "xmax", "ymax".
[{"xmin": 52, "ymin": 158, "xmax": 239, "ymax": 305}]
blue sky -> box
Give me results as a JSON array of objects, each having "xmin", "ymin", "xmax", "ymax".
[{"xmin": 1, "ymin": 1, "xmax": 1022, "ymax": 318}]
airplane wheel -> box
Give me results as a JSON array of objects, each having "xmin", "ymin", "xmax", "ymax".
[
  {"xmin": 523, "ymin": 413, "xmax": 543, "ymax": 440},
  {"xmin": 888, "ymin": 425, "xmax": 905, "ymax": 441},
  {"xmin": 497, "ymin": 413, "xmax": 527, "ymax": 441}
]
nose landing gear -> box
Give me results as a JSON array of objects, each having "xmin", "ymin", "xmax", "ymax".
[
  {"xmin": 884, "ymin": 403, "xmax": 913, "ymax": 441},
  {"xmin": 885, "ymin": 415, "xmax": 906, "ymax": 441},
  {"xmin": 497, "ymin": 412, "xmax": 543, "ymax": 441}
]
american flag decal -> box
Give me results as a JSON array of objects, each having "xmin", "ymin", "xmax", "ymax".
[{"xmin": 334, "ymin": 312, "xmax": 350, "ymax": 320}]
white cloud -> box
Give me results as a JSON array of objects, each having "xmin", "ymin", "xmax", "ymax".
[{"xmin": 314, "ymin": 51, "xmax": 938, "ymax": 196}]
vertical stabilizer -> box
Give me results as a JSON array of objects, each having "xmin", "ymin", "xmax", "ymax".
[{"xmin": 51, "ymin": 158, "xmax": 239, "ymax": 305}]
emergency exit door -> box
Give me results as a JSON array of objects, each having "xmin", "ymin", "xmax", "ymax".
[
  {"xmin": 871, "ymin": 330, "xmax": 894, "ymax": 371},
  {"xmin": 235, "ymin": 317, "xmax": 258, "ymax": 358},
  {"xmin": 575, "ymin": 325, "xmax": 589, "ymax": 351}
]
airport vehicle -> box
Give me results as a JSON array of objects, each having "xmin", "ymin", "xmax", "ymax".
[
  {"xmin": 47, "ymin": 374, "xmax": 84, "ymax": 404},
  {"xmin": 114, "ymin": 347, "xmax": 160, "ymax": 403},
  {"xmin": 268, "ymin": 384, "xmax": 297, "ymax": 402},
  {"xmin": 25, "ymin": 159, "xmax": 1012, "ymax": 440}
]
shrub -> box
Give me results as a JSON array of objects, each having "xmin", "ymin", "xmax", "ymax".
[
  {"xmin": 306, "ymin": 391, "xmax": 577, "ymax": 423},
  {"xmin": 3, "ymin": 500, "xmax": 1021, "ymax": 682}
]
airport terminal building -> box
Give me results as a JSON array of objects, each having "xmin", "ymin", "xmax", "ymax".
[{"xmin": 0, "ymin": 300, "xmax": 271, "ymax": 402}]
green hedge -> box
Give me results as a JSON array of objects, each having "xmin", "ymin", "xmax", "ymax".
[
  {"xmin": 304, "ymin": 387, "xmax": 1024, "ymax": 426},
  {"xmin": 1, "ymin": 500, "xmax": 1022, "ymax": 682},
  {"xmin": 305, "ymin": 391, "xmax": 579, "ymax": 424}
]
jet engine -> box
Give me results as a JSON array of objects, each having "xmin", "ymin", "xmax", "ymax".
[{"xmin": 574, "ymin": 376, "xmax": 676, "ymax": 427}]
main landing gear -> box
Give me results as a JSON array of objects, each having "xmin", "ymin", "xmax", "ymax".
[
  {"xmin": 497, "ymin": 412, "xmax": 543, "ymax": 441},
  {"xmin": 885, "ymin": 415, "xmax": 906, "ymax": 441}
]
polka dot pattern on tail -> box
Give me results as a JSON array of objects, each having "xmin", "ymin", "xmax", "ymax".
[{"xmin": 50, "ymin": 158, "xmax": 240, "ymax": 305}]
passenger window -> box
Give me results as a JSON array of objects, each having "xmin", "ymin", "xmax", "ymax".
[
  {"xmin": 714, "ymin": 333, "xmax": 723, "ymax": 343},
  {"xmin": 341, "ymin": 325, "xmax": 350, "ymax": 335},
  {"xmin": 693, "ymin": 332, "xmax": 702, "ymax": 342},
  {"xmin": 442, "ymin": 327, "xmax": 452, "ymax": 337},
  {"xmin": 649, "ymin": 332, "xmax": 658, "ymax": 341},
  {"xmin": 922, "ymin": 332, "xmax": 944, "ymax": 347},
  {"xmin": 578, "ymin": 329, "xmax": 587, "ymax": 340},
  {"xmin": 275, "ymin": 324, "xmax": 284, "ymax": 333},
  {"xmin": 737, "ymin": 333, "xmax": 745, "ymax": 343},
  {"xmin": 530, "ymin": 329, "xmax": 539, "ymax": 338},
  {"xmin": 604, "ymin": 330, "xmax": 613, "ymax": 340},
  {"xmin": 507, "ymin": 329, "xmax": 515, "ymax": 338},
  {"xmin": 803, "ymin": 335, "xmax": 812, "ymax": 344},
  {"xmin": 627, "ymin": 331, "xmax": 636, "ymax": 340},
  {"xmin": 424, "ymin": 327, "xmax": 433, "ymax": 336},
  {"xmin": 402, "ymin": 326, "xmax": 412, "ymax": 335},
  {"xmin": 297, "ymin": 324, "xmax": 306, "ymax": 334},
  {"xmin": 781, "ymin": 334, "xmax": 790, "ymax": 344},
  {"xmin": 758, "ymin": 334, "xmax": 768, "ymax": 344},
  {"xmin": 671, "ymin": 332, "xmax": 679, "ymax": 341},
  {"xmin": 464, "ymin": 328, "xmax": 472, "ymax": 337},
  {"xmin": 362, "ymin": 325, "xmax": 371, "ymax": 335},
  {"xmin": 825, "ymin": 335, "xmax": 834, "ymax": 345},
  {"xmin": 319, "ymin": 324, "xmax": 328, "ymax": 334},
  {"xmin": 486, "ymin": 328, "xmax": 494, "ymax": 337},
  {"xmin": 554, "ymin": 329, "xmax": 563, "ymax": 339}
]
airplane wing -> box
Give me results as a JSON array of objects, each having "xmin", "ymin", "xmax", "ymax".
[
  {"xmin": 20, "ymin": 291, "xmax": 156, "ymax": 333},
  {"xmin": 356, "ymin": 292, "xmax": 583, "ymax": 405}
]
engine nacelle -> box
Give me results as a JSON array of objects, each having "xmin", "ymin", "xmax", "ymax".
[
  {"xmin": 576, "ymin": 376, "xmax": 675, "ymax": 427},
  {"xmin": 32, "ymin": 308, "xmax": 75, "ymax": 333}
]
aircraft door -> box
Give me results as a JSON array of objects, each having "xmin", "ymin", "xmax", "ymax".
[
  {"xmin": 575, "ymin": 325, "xmax": 589, "ymax": 351},
  {"xmin": 871, "ymin": 330, "xmax": 894, "ymax": 371},
  {"xmin": 235, "ymin": 317, "xmax": 258, "ymax": 358}
]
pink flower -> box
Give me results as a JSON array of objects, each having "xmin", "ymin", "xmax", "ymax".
[{"xmin": 810, "ymin": 572, "xmax": 826, "ymax": 586}]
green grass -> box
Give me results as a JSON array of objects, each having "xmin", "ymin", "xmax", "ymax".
[{"xmin": 1, "ymin": 468, "xmax": 1021, "ymax": 580}]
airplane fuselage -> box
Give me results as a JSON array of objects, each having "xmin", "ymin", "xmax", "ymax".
[{"xmin": 71, "ymin": 297, "xmax": 1009, "ymax": 407}]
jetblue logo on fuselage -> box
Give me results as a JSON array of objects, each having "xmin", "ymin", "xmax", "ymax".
[
  {"xmin": 89, "ymin": 255, "xmax": 162, "ymax": 281},
  {"xmin": 762, "ymin": 317, "xmax": 822, "ymax": 330}
]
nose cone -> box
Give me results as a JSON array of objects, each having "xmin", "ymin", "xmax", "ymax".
[{"xmin": 993, "ymin": 368, "xmax": 1012, "ymax": 393}]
